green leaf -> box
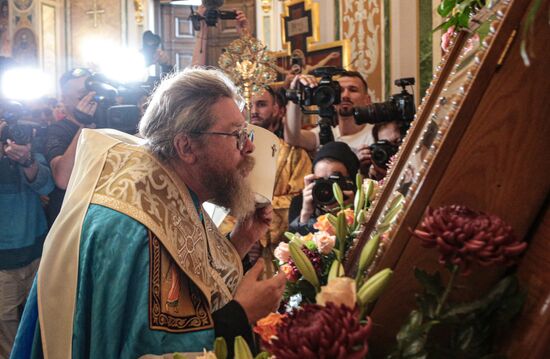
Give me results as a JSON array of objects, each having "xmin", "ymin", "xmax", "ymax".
[
  {"xmin": 416, "ymin": 293, "xmax": 439, "ymax": 319},
  {"xmin": 254, "ymin": 352, "xmax": 271, "ymax": 359},
  {"xmin": 354, "ymin": 186, "xmax": 365, "ymax": 222},
  {"xmin": 355, "ymin": 172, "xmax": 364, "ymax": 192},
  {"xmin": 433, "ymin": 21, "xmax": 450, "ymax": 32},
  {"xmin": 355, "ymin": 233, "xmax": 381, "ymax": 284},
  {"xmin": 414, "ymin": 268, "xmax": 445, "ymax": 297},
  {"xmin": 336, "ymin": 211, "xmax": 347, "ymax": 243},
  {"xmin": 380, "ymin": 193, "xmax": 404, "ymax": 228},
  {"xmin": 333, "ymin": 182, "xmax": 345, "ymax": 208},
  {"xmin": 438, "ymin": 0, "xmax": 457, "ymax": 17},
  {"xmin": 476, "ymin": 16, "xmax": 494, "ymax": 41},
  {"xmin": 289, "ymin": 241, "xmax": 320, "ymax": 290},
  {"xmin": 327, "ymin": 213, "xmax": 338, "ymax": 228},
  {"xmin": 214, "ymin": 337, "xmax": 228, "ymax": 359},
  {"xmin": 456, "ymin": 325, "xmax": 475, "ymax": 351},
  {"xmin": 234, "ymin": 336, "xmax": 253, "ymax": 359},
  {"xmin": 328, "ymin": 259, "xmax": 345, "ymax": 281},
  {"xmin": 284, "ymin": 232, "xmax": 296, "ymax": 241},
  {"xmin": 520, "ymin": 0, "xmax": 543, "ymax": 66},
  {"xmin": 173, "ymin": 354, "xmax": 188, "ymax": 359},
  {"xmin": 444, "ymin": 275, "xmax": 518, "ymax": 318},
  {"xmin": 457, "ymin": 7, "xmax": 471, "ymax": 28}
]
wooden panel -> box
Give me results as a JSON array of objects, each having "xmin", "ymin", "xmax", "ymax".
[
  {"xmin": 160, "ymin": 4, "xmax": 197, "ymax": 71},
  {"xmin": 204, "ymin": 0, "xmax": 255, "ymax": 67},
  {"xmin": 367, "ymin": 0, "xmax": 550, "ymax": 354},
  {"xmin": 502, "ymin": 200, "xmax": 550, "ymax": 358}
]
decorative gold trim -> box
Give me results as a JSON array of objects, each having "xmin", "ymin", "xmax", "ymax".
[
  {"xmin": 149, "ymin": 233, "xmax": 213, "ymax": 333},
  {"xmin": 90, "ymin": 143, "xmax": 243, "ymax": 312}
]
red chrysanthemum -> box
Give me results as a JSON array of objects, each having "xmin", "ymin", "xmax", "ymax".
[
  {"xmin": 263, "ymin": 302, "xmax": 372, "ymax": 359},
  {"xmin": 413, "ymin": 205, "xmax": 527, "ymax": 273}
]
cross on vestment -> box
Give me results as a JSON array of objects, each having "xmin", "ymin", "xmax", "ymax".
[
  {"xmin": 86, "ymin": 0, "xmax": 105, "ymax": 28},
  {"xmin": 275, "ymin": 0, "xmax": 348, "ymax": 82}
]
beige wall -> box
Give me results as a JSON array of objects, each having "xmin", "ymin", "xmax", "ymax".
[{"xmin": 390, "ymin": 0, "xmax": 418, "ymax": 98}]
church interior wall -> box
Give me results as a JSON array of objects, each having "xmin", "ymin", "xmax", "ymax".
[{"xmin": 0, "ymin": 0, "xmax": 450, "ymax": 102}]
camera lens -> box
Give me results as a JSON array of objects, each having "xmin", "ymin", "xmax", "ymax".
[
  {"xmin": 313, "ymin": 86, "xmax": 337, "ymax": 108},
  {"xmin": 370, "ymin": 140, "xmax": 399, "ymax": 169},
  {"xmin": 312, "ymin": 179, "xmax": 336, "ymax": 206},
  {"xmin": 371, "ymin": 147, "xmax": 389, "ymax": 168},
  {"xmin": 353, "ymin": 102, "xmax": 395, "ymax": 125}
]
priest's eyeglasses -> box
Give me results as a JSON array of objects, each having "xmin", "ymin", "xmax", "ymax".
[{"xmin": 191, "ymin": 127, "xmax": 254, "ymax": 151}]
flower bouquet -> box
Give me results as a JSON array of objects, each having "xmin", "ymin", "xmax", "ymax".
[
  {"xmin": 252, "ymin": 175, "xmax": 404, "ymax": 358},
  {"xmin": 274, "ymin": 176, "xmax": 395, "ymax": 306}
]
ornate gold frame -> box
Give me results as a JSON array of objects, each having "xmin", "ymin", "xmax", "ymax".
[{"xmin": 273, "ymin": 0, "xmax": 351, "ymax": 74}]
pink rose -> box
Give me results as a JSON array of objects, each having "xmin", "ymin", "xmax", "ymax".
[
  {"xmin": 313, "ymin": 231, "xmax": 336, "ymax": 255},
  {"xmin": 274, "ymin": 242, "xmax": 290, "ymax": 263},
  {"xmin": 441, "ymin": 26, "xmax": 456, "ymax": 53}
]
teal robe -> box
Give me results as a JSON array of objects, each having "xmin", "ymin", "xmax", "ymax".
[{"xmin": 11, "ymin": 204, "xmax": 215, "ymax": 359}]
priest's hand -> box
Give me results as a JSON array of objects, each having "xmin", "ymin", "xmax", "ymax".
[
  {"xmin": 230, "ymin": 205, "xmax": 273, "ymax": 259},
  {"xmin": 234, "ymin": 258, "xmax": 287, "ymax": 324}
]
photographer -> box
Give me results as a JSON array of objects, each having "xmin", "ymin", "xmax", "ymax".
[
  {"xmin": 285, "ymin": 71, "xmax": 374, "ymax": 154},
  {"xmin": 191, "ymin": 5, "xmax": 249, "ymax": 67},
  {"xmin": 358, "ymin": 120, "xmax": 403, "ymax": 180},
  {"xmin": 288, "ymin": 141, "xmax": 359, "ymax": 235},
  {"xmin": 45, "ymin": 68, "xmax": 98, "ymax": 225},
  {"xmin": 0, "ymin": 120, "xmax": 54, "ymax": 357}
]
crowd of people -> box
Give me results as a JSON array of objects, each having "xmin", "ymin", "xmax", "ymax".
[{"xmin": 0, "ymin": 11, "xmax": 407, "ymax": 359}]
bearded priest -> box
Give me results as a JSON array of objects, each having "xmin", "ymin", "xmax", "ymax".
[{"xmin": 10, "ymin": 68, "xmax": 287, "ymax": 359}]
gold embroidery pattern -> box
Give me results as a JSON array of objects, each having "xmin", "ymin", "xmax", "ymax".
[
  {"xmin": 149, "ymin": 234, "xmax": 213, "ymax": 332},
  {"xmin": 91, "ymin": 144, "xmax": 242, "ymax": 309}
]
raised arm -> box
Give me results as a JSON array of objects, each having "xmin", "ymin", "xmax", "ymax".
[{"xmin": 283, "ymin": 75, "xmax": 319, "ymax": 151}]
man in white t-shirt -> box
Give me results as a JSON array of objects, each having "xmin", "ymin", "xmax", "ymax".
[{"xmin": 284, "ymin": 71, "xmax": 375, "ymax": 172}]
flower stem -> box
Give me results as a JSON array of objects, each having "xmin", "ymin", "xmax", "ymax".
[{"xmin": 435, "ymin": 264, "xmax": 459, "ymax": 317}]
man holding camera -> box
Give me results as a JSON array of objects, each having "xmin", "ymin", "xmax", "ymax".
[
  {"xmin": 11, "ymin": 68, "xmax": 286, "ymax": 358},
  {"xmin": 285, "ymin": 71, "xmax": 375, "ymax": 158},
  {"xmin": 45, "ymin": 68, "xmax": 98, "ymax": 225},
  {"xmin": 288, "ymin": 141, "xmax": 359, "ymax": 235},
  {"xmin": 0, "ymin": 121, "xmax": 54, "ymax": 358},
  {"xmin": 361, "ymin": 120, "xmax": 403, "ymax": 180}
]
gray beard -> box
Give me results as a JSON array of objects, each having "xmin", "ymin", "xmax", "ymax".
[{"xmin": 201, "ymin": 155, "xmax": 256, "ymax": 220}]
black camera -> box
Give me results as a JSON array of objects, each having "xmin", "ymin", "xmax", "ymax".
[
  {"xmin": 189, "ymin": 0, "xmax": 237, "ymax": 31},
  {"xmin": 369, "ymin": 140, "xmax": 399, "ymax": 169},
  {"xmin": 286, "ymin": 67, "xmax": 345, "ymax": 145},
  {"xmin": 312, "ymin": 175, "xmax": 355, "ymax": 207},
  {"xmin": 77, "ymin": 73, "xmax": 142, "ymax": 134},
  {"xmin": 85, "ymin": 73, "xmax": 118, "ymax": 103},
  {"xmin": 0, "ymin": 100, "xmax": 40, "ymax": 145},
  {"xmin": 354, "ymin": 77, "xmax": 416, "ymax": 125},
  {"xmin": 286, "ymin": 67, "xmax": 344, "ymax": 112}
]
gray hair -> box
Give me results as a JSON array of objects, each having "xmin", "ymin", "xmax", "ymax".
[{"xmin": 138, "ymin": 67, "xmax": 243, "ymax": 160}]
